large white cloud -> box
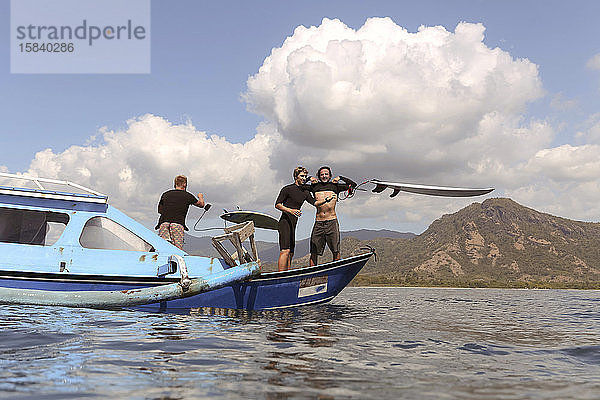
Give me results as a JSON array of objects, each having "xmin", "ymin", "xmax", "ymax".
[
  {"xmin": 243, "ymin": 18, "xmax": 574, "ymax": 227},
  {"xmin": 245, "ymin": 18, "xmax": 548, "ymax": 185}
]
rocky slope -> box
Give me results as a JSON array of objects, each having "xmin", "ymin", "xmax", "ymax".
[{"xmin": 346, "ymin": 198, "xmax": 600, "ymax": 288}]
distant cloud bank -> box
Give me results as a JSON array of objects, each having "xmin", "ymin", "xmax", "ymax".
[{"xmin": 24, "ymin": 115, "xmax": 281, "ymax": 223}]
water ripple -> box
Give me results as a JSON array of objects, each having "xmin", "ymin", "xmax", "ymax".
[{"xmin": 0, "ymin": 288, "xmax": 599, "ymax": 399}]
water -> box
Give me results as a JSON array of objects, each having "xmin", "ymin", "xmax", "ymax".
[{"xmin": 1, "ymin": 288, "xmax": 599, "ymax": 399}]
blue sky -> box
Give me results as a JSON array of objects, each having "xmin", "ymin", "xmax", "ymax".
[{"xmin": 2, "ymin": 0, "xmax": 600, "ymax": 236}]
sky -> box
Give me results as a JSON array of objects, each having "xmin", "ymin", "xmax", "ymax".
[{"xmin": 1, "ymin": 0, "xmax": 600, "ymax": 242}]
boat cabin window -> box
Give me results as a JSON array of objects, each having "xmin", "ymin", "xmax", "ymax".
[
  {"xmin": 0, "ymin": 207, "xmax": 69, "ymax": 246},
  {"xmin": 80, "ymin": 217, "xmax": 154, "ymax": 252}
]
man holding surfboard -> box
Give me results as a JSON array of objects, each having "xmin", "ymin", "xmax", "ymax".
[
  {"xmin": 275, "ymin": 167, "xmax": 333, "ymax": 271},
  {"xmin": 308, "ymin": 166, "xmax": 350, "ymax": 266}
]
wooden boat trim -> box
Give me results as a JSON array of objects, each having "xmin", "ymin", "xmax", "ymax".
[
  {"xmin": 0, "ymin": 252, "xmax": 371, "ymax": 286},
  {"xmin": 254, "ymin": 252, "xmax": 373, "ymax": 281},
  {"xmin": 0, "ymin": 269, "xmax": 180, "ymax": 286}
]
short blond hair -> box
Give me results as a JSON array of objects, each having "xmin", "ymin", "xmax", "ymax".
[
  {"xmin": 293, "ymin": 166, "xmax": 308, "ymax": 179},
  {"xmin": 174, "ymin": 175, "xmax": 187, "ymax": 188}
]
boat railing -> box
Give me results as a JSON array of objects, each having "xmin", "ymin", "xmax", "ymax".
[
  {"xmin": 0, "ymin": 172, "xmax": 108, "ymax": 204},
  {"xmin": 212, "ymin": 221, "xmax": 259, "ymax": 268}
]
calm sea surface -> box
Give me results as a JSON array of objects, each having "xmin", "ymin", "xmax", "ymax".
[{"xmin": 1, "ymin": 287, "xmax": 599, "ymax": 399}]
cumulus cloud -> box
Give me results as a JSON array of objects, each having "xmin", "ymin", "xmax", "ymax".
[
  {"xmin": 245, "ymin": 18, "xmax": 547, "ymax": 185},
  {"xmin": 524, "ymin": 144, "xmax": 600, "ymax": 182},
  {"xmin": 23, "ymin": 115, "xmax": 281, "ymax": 224},
  {"xmin": 243, "ymin": 17, "xmax": 570, "ymax": 227},
  {"xmin": 502, "ymin": 140, "xmax": 600, "ymax": 222}
]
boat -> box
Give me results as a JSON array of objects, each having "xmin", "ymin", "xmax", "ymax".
[{"xmin": 0, "ymin": 173, "xmax": 374, "ymax": 312}]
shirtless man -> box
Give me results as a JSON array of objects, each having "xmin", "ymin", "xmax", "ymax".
[
  {"xmin": 275, "ymin": 167, "xmax": 333, "ymax": 271},
  {"xmin": 308, "ymin": 166, "xmax": 349, "ymax": 266}
]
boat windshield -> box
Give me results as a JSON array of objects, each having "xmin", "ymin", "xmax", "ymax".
[
  {"xmin": 0, "ymin": 207, "xmax": 69, "ymax": 246},
  {"xmin": 79, "ymin": 216, "xmax": 154, "ymax": 252}
]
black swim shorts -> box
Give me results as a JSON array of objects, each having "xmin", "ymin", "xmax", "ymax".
[
  {"xmin": 278, "ymin": 216, "xmax": 297, "ymax": 253},
  {"xmin": 310, "ymin": 219, "xmax": 340, "ymax": 256}
]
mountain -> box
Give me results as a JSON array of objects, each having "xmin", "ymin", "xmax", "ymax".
[{"xmin": 342, "ymin": 198, "xmax": 600, "ymax": 288}]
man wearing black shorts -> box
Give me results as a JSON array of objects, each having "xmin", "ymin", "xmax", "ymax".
[
  {"xmin": 275, "ymin": 166, "xmax": 332, "ymax": 271},
  {"xmin": 308, "ymin": 166, "xmax": 349, "ymax": 266}
]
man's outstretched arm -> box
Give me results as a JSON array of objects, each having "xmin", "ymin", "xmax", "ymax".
[{"xmin": 194, "ymin": 193, "xmax": 205, "ymax": 208}]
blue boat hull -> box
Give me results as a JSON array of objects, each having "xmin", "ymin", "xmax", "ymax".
[{"xmin": 0, "ymin": 252, "xmax": 372, "ymax": 312}]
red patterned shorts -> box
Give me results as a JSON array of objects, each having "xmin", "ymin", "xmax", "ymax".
[{"xmin": 158, "ymin": 222, "xmax": 185, "ymax": 250}]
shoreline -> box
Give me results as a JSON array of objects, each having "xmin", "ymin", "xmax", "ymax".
[
  {"xmin": 348, "ymin": 286, "xmax": 600, "ymax": 290},
  {"xmin": 348, "ymin": 282, "xmax": 600, "ymax": 290}
]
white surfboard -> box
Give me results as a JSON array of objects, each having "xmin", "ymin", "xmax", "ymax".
[
  {"xmin": 220, "ymin": 210, "xmax": 279, "ymax": 230},
  {"xmin": 369, "ymin": 179, "xmax": 494, "ymax": 198}
]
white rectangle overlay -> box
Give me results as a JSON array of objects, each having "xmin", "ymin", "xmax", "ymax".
[
  {"xmin": 298, "ymin": 282, "xmax": 328, "ymax": 298},
  {"xmin": 298, "ymin": 275, "xmax": 329, "ymax": 298},
  {"xmin": 11, "ymin": 0, "xmax": 150, "ymax": 74}
]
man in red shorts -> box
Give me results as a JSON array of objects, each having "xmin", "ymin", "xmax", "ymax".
[{"xmin": 156, "ymin": 175, "xmax": 205, "ymax": 250}]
